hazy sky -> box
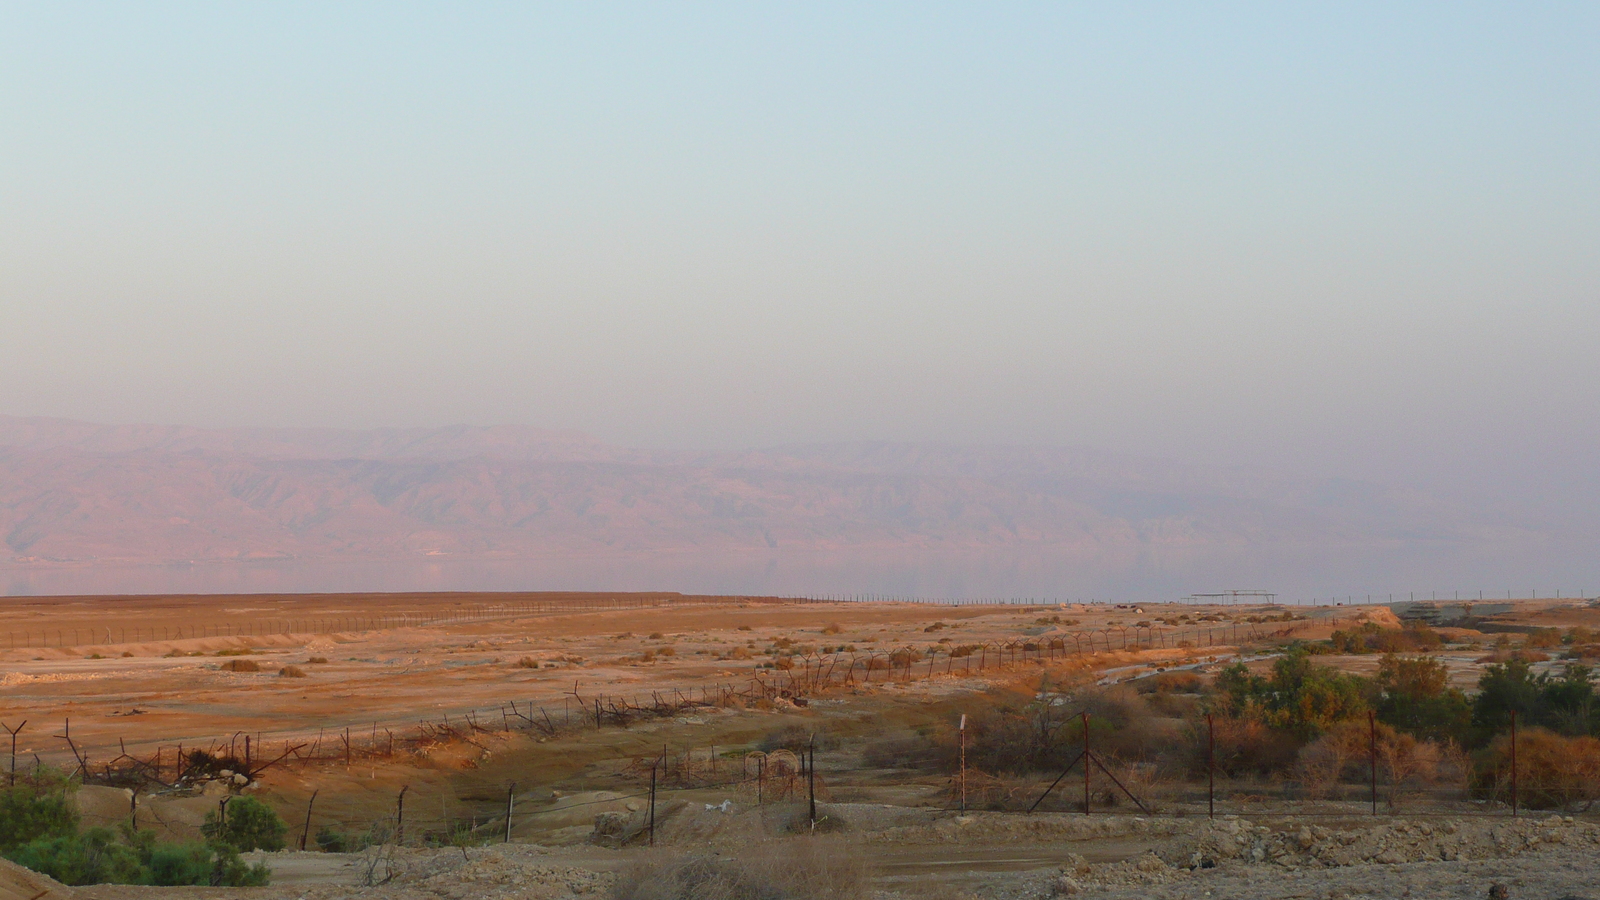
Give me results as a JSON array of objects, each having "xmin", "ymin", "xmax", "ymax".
[{"xmin": 4, "ymin": 4, "xmax": 1598, "ymax": 510}]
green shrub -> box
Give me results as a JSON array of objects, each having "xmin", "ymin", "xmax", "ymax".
[
  {"xmin": 2, "ymin": 824, "xmax": 268, "ymax": 888},
  {"xmin": 314, "ymin": 824, "xmax": 365, "ymax": 853},
  {"xmin": 0, "ymin": 772, "xmax": 79, "ymax": 851},
  {"xmin": 1214, "ymin": 647, "xmax": 1372, "ymax": 736},
  {"xmin": 202, "ymin": 796, "xmax": 287, "ymax": 851},
  {"xmin": 1375, "ymin": 654, "xmax": 1472, "ymax": 743},
  {"xmin": 6, "ymin": 827, "xmax": 145, "ymax": 886}
]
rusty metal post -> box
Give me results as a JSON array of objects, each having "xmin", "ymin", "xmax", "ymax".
[
  {"xmin": 504, "ymin": 782, "xmax": 516, "ymax": 843},
  {"xmin": 299, "ymin": 789, "xmax": 319, "ymax": 851},
  {"xmin": 959, "ymin": 713, "xmax": 968, "ymax": 813},
  {"xmin": 1082, "ymin": 712, "xmax": 1091, "ymax": 815},
  {"xmin": 396, "ymin": 785, "xmax": 409, "ymax": 845},
  {"xmin": 3, "ymin": 720, "xmax": 24, "ymax": 787},
  {"xmin": 808, "ymin": 733, "xmax": 818, "ymax": 827},
  {"xmin": 648, "ymin": 760, "xmax": 657, "ymax": 846},
  {"xmin": 1368, "ymin": 711, "xmax": 1377, "ymax": 815},
  {"xmin": 1510, "ymin": 710, "xmax": 1519, "ymax": 817},
  {"xmin": 1207, "ymin": 713, "xmax": 1215, "ymax": 819}
]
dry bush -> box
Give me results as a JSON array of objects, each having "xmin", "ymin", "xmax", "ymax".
[
  {"xmin": 1477, "ymin": 648, "xmax": 1550, "ymax": 664},
  {"xmin": 760, "ymin": 725, "xmax": 838, "ymax": 754},
  {"xmin": 649, "ymin": 632, "xmax": 665, "ymax": 639},
  {"xmin": 1192, "ymin": 714, "xmax": 1303, "ymax": 776},
  {"xmin": 948, "ymin": 644, "xmax": 980, "ymax": 658},
  {"xmin": 1566, "ymin": 643, "xmax": 1600, "ymax": 660},
  {"xmin": 306, "ymin": 656, "xmax": 329, "ymax": 664},
  {"xmin": 727, "ymin": 646, "xmax": 753, "ymax": 660},
  {"xmin": 1476, "ymin": 728, "xmax": 1600, "ymax": 810},
  {"xmin": 738, "ymin": 625, "xmax": 753, "ymax": 631},
  {"xmin": 514, "ymin": 656, "xmax": 539, "ymax": 668},
  {"xmin": 278, "ymin": 665, "xmax": 307, "ymax": 678},
  {"xmin": 657, "ymin": 646, "xmax": 675, "ymax": 657},
  {"xmin": 1297, "ymin": 721, "xmax": 1447, "ymax": 806},
  {"xmin": 610, "ymin": 840, "xmax": 868, "ymax": 900},
  {"xmin": 1146, "ymin": 691, "xmax": 1201, "ymax": 718},
  {"xmin": 1526, "ymin": 628, "xmax": 1564, "ymax": 649},
  {"xmin": 1138, "ymin": 671, "xmax": 1202, "ymax": 694},
  {"xmin": 861, "ymin": 733, "xmax": 941, "ymax": 770},
  {"xmin": 220, "ymin": 659, "xmax": 261, "ymax": 672},
  {"xmin": 821, "ymin": 622, "xmax": 843, "ymax": 635}
]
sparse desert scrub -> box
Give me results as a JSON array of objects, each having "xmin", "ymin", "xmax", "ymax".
[
  {"xmin": 759, "ymin": 724, "xmax": 839, "ymax": 754},
  {"xmin": 306, "ymin": 656, "xmax": 329, "ymax": 664},
  {"xmin": 516, "ymin": 656, "xmax": 539, "ymax": 668},
  {"xmin": 1296, "ymin": 720, "xmax": 1447, "ymax": 806},
  {"xmin": 1475, "ymin": 728, "xmax": 1600, "ymax": 810},
  {"xmin": 278, "ymin": 665, "xmax": 307, "ymax": 678},
  {"xmin": 220, "ymin": 659, "xmax": 260, "ymax": 673},
  {"xmin": 1138, "ymin": 671, "xmax": 1202, "ymax": 694},
  {"xmin": 610, "ymin": 839, "xmax": 867, "ymax": 900}
]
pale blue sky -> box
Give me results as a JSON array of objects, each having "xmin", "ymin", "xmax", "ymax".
[{"xmin": 3, "ymin": 3, "xmax": 1598, "ymax": 511}]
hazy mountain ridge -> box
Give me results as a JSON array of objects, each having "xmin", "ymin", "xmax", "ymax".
[{"xmin": 0, "ymin": 417, "xmax": 1541, "ymax": 565}]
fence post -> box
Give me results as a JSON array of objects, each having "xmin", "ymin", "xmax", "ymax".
[
  {"xmin": 648, "ymin": 759, "xmax": 657, "ymax": 846},
  {"xmin": 1206, "ymin": 713, "xmax": 1214, "ymax": 819},
  {"xmin": 1368, "ymin": 710, "xmax": 1377, "ymax": 815},
  {"xmin": 808, "ymin": 733, "xmax": 817, "ymax": 828},
  {"xmin": 1082, "ymin": 712, "xmax": 1091, "ymax": 815},
  {"xmin": 3, "ymin": 720, "xmax": 24, "ymax": 787},
  {"xmin": 1510, "ymin": 710, "xmax": 1518, "ymax": 817},
  {"xmin": 299, "ymin": 789, "xmax": 319, "ymax": 851},
  {"xmin": 396, "ymin": 785, "xmax": 409, "ymax": 845},
  {"xmin": 504, "ymin": 782, "xmax": 516, "ymax": 843},
  {"xmin": 959, "ymin": 713, "xmax": 968, "ymax": 813}
]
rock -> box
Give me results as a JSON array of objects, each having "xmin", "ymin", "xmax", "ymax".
[{"xmin": 1489, "ymin": 884, "xmax": 1510, "ymax": 900}]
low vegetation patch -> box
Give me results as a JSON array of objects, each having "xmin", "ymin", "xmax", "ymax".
[{"xmin": 0, "ymin": 770, "xmax": 271, "ymax": 887}]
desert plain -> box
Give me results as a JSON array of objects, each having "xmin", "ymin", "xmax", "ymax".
[{"xmin": 2, "ymin": 591, "xmax": 1599, "ymax": 900}]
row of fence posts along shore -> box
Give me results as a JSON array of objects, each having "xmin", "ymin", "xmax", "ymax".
[{"xmin": 7, "ymin": 617, "xmax": 1350, "ymax": 797}]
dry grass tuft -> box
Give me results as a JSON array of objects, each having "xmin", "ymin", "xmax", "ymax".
[
  {"xmin": 610, "ymin": 839, "xmax": 867, "ymax": 900},
  {"xmin": 220, "ymin": 658, "xmax": 261, "ymax": 672},
  {"xmin": 279, "ymin": 665, "xmax": 308, "ymax": 678}
]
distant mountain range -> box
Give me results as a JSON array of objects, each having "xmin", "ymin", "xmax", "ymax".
[{"xmin": 0, "ymin": 415, "xmax": 1544, "ymax": 567}]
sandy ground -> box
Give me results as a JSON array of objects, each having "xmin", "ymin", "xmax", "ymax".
[
  {"xmin": 47, "ymin": 811, "xmax": 1600, "ymax": 900},
  {"xmin": 6, "ymin": 593, "xmax": 1600, "ymax": 898},
  {"xmin": 0, "ymin": 593, "xmax": 1319, "ymax": 773}
]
